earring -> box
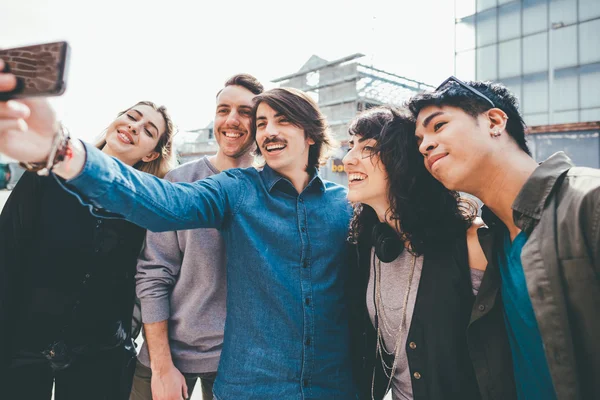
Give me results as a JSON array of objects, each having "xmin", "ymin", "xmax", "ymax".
[{"xmin": 491, "ymin": 129, "xmax": 501, "ymax": 138}]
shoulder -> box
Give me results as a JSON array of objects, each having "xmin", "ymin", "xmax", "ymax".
[
  {"xmin": 322, "ymin": 179, "xmax": 348, "ymax": 197},
  {"xmin": 558, "ymin": 167, "xmax": 600, "ymax": 209},
  {"xmin": 165, "ymin": 158, "xmax": 217, "ymax": 182}
]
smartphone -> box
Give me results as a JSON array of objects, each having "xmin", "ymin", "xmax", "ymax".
[{"xmin": 0, "ymin": 41, "xmax": 70, "ymax": 101}]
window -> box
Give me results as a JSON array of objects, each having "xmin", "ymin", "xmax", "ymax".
[
  {"xmin": 499, "ymin": 2, "xmax": 522, "ymax": 41},
  {"xmin": 456, "ymin": 50, "xmax": 477, "ymax": 80},
  {"xmin": 579, "ymin": 19, "xmax": 600, "ymax": 65},
  {"xmin": 550, "ymin": 0, "xmax": 577, "ymax": 26},
  {"xmin": 523, "ymin": 72, "xmax": 549, "ymax": 114},
  {"xmin": 499, "ymin": 39, "xmax": 521, "ymax": 78},
  {"xmin": 477, "ymin": 45, "xmax": 498, "ymax": 80},
  {"xmin": 523, "ymin": 33, "xmax": 548, "ymax": 74},
  {"xmin": 579, "ymin": 0, "xmax": 600, "ymax": 20},
  {"xmin": 552, "ymin": 67, "xmax": 578, "ymax": 111},
  {"xmin": 477, "ymin": 8, "xmax": 498, "ymax": 47},
  {"xmin": 551, "ymin": 25, "xmax": 578, "ymax": 69},
  {"xmin": 580, "ymin": 63, "xmax": 600, "ymax": 108},
  {"xmin": 523, "ymin": 0, "xmax": 548, "ymax": 35}
]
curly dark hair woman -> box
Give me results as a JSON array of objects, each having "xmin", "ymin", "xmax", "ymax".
[
  {"xmin": 344, "ymin": 105, "xmax": 488, "ymax": 400},
  {"xmin": 346, "ymin": 106, "xmax": 473, "ymax": 255}
]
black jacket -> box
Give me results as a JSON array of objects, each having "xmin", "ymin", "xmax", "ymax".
[
  {"xmin": 349, "ymin": 233, "xmax": 482, "ymax": 400},
  {"xmin": 0, "ymin": 172, "xmax": 144, "ymax": 370}
]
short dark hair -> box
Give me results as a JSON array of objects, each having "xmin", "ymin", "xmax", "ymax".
[
  {"xmin": 251, "ymin": 87, "xmax": 336, "ymax": 171},
  {"xmin": 347, "ymin": 106, "xmax": 473, "ymax": 255},
  {"xmin": 408, "ymin": 80, "xmax": 531, "ymax": 155},
  {"xmin": 217, "ymin": 73, "xmax": 264, "ymax": 97}
]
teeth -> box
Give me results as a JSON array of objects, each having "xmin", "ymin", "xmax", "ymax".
[
  {"xmin": 118, "ymin": 132, "xmax": 132, "ymax": 144},
  {"xmin": 224, "ymin": 131, "xmax": 242, "ymax": 138},
  {"xmin": 266, "ymin": 144, "xmax": 285, "ymax": 151},
  {"xmin": 348, "ymin": 173, "xmax": 367, "ymax": 182}
]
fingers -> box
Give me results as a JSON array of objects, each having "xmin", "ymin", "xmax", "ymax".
[
  {"xmin": 0, "ymin": 100, "xmax": 30, "ymax": 119},
  {"xmin": 0, "ymin": 118, "xmax": 28, "ymax": 133},
  {"xmin": 0, "ymin": 66, "xmax": 17, "ymax": 92},
  {"xmin": 182, "ymin": 381, "xmax": 189, "ymax": 399}
]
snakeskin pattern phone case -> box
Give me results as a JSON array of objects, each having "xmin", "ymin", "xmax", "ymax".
[{"xmin": 0, "ymin": 41, "xmax": 70, "ymax": 100}]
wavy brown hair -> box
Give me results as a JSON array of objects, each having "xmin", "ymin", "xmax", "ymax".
[
  {"xmin": 347, "ymin": 106, "xmax": 475, "ymax": 255},
  {"xmin": 251, "ymin": 87, "xmax": 337, "ymax": 171},
  {"xmin": 96, "ymin": 101, "xmax": 176, "ymax": 178}
]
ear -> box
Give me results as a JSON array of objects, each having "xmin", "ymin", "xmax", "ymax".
[
  {"xmin": 141, "ymin": 151, "xmax": 160, "ymax": 163},
  {"xmin": 307, "ymin": 137, "xmax": 315, "ymax": 145},
  {"xmin": 486, "ymin": 108, "xmax": 509, "ymax": 132}
]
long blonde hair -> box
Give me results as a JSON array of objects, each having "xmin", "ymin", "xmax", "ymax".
[{"xmin": 96, "ymin": 101, "xmax": 176, "ymax": 178}]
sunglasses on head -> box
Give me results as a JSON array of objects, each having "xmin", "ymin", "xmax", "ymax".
[{"xmin": 436, "ymin": 76, "xmax": 495, "ymax": 108}]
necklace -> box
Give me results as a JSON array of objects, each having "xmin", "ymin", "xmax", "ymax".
[{"xmin": 371, "ymin": 251, "xmax": 417, "ymax": 400}]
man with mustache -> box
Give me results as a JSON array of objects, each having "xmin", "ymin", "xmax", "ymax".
[
  {"xmin": 130, "ymin": 74, "xmax": 263, "ymax": 400},
  {"xmin": 409, "ymin": 77, "xmax": 600, "ymax": 400},
  {"xmin": 0, "ymin": 68, "xmax": 357, "ymax": 399}
]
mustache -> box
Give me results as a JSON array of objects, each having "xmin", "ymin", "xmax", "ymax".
[{"xmin": 261, "ymin": 136, "xmax": 287, "ymax": 149}]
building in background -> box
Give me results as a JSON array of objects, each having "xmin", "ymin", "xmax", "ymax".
[
  {"xmin": 454, "ymin": 0, "xmax": 600, "ymax": 167},
  {"xmin": 272, "ymin": 53, "xmax": 433, "ymax": 185},
  {"xmin": 176, "ymin": 54, "xmax": 433, "ymax": 185}
]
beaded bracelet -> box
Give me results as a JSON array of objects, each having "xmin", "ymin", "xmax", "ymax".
[{"xmin": 20, "ymin": 124, "xmax": 71, "ymax": 176}]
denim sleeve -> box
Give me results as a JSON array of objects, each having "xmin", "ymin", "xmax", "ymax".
[{"xmin": 61, "ymin": 141, "xmax": 245, "ymax": 232}]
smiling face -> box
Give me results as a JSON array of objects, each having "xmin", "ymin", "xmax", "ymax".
[
  {"xmin": 414, "ymin": 105, "xmax": 494, "ymax": 192},
  {"xmin": 254, "ymin": 102, "xmax": 314, "ymax": 176},
  {"xmin": 214, "ymin": 84, "xmax": 257, "ymax": 158},
  {"xmin": 342, "ymin": 135, "xmax": 389, "ymax": 207},
  {"xmin": 103, "ymin": 104, "xmax": 165, "ymax": 166}
]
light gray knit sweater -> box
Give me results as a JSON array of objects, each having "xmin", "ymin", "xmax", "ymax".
[{"xmin": 136, "ymin": 157, "xmax": 226, "ymax": 373}]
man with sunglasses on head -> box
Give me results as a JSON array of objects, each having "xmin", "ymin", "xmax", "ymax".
[{"xmin": 409, "ymin": 77, "xmax": 600, "ymax": 400}]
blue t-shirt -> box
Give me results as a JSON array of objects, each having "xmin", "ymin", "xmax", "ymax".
[{"xmin": 498, "ymin": 231, "xmax": 557, "ymax": 400}]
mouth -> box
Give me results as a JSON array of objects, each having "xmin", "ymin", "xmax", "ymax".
[
  {"xmin": 222, "ymin": 130, "xmax": 245, "ymax": 141},
  {"xmin": 264, "ymin": 142, "xmax": 287, "ymax": 154},
  {"xmin": 427, "ymin": 153, "xmax": 448, "ymax": 170},
  {"xmin": 117, "ymin": 129, "xmax": 134, "ymax": 145},
  {"xmin": 347, "ymin": 172, "xmax": 367, "ymax": 185}
]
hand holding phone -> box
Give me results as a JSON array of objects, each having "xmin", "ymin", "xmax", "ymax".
[{"xmin": 0, "ymin": 41, "xmax": 70, "ymax": 101}]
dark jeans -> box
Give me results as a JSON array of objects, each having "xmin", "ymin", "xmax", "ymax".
[
  {"xmin": 130, "ymin": 359, "xmax": 217, "ymax": 400},
  {"xmin": 5, "ymin": 344, "xmax": 137, "ymax": 400}
]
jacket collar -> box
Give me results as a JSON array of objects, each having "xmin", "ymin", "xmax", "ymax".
[
  {"xmin": 260, "ymin": 163, "xmax": 325, "ymax": 194},
  {"xmin": 482, "ymin": 152, "xmax": 573, "ymax": 234}
]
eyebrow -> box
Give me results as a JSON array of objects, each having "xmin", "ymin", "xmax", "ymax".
[
  {"xmin": 132, "ymin": 109, "xmax": 159, "ymax": 136},
  {"xmin": 421, "ymin": 111, "xmax": 445, "ymax": 128}
]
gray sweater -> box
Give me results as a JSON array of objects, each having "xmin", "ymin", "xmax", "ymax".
[{"xmin": 136, "ymin": 157, "xmax": 226, "ymax": 373}]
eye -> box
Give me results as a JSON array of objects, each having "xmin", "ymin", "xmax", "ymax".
[
  {"xmin": 144, "ymin": 128, "xmax": 153, "ymax": 137},
  {"xmin": 278, "ymin": 117, "xmax": 289, "ymax": 124},
  {"xmin": 127, "ymin": 114, "xmax": 136, "ymax": 121},
  {"xmin": 256, "ymin": 122, "xmax": 266, "ymax": 129},
  {"xmin": 240, "ymin": 110, "xmax": 251, "ymax": 116},
  {"xmin": 217, "ymin": 108, "xmax": 228, "ymax": 115},
  {"xmin": 433, "ymin": 121, "xmax": 446, "ymax": 132}
]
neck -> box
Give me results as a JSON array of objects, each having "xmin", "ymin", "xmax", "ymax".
[
  {"xmin": 209, "ymin": 150, "xmax": 253, "ymax": 172},
  {"xmin": 469, "ymin": 150, "xmax": 538, "ymax": 239},
  {"xmin": 277, "ymin": 166, "xmax": 312, "ymax": 194},
  {"xmin": 369, "ymin": 200, "xmax": 395, "ymax": 229},
  {"xmin": 101, "ymin": 145, "xmax": 136, "ymax": 166}
]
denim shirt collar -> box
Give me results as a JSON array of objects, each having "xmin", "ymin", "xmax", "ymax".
[
  {"xmin": 260, "ymin": 164, "xmax": 325, "ymax": 194},
  {"xmin": 481, "ymin": 152, "xmax": 573, "ymax": 234}
]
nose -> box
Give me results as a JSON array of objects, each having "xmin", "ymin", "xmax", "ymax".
[
  {"xmin": 128, "ymin": 124, "xmax": 139, "ymax": 135},
  {"xmin": 265, "ymin": 121, "xmax": 279, "ymax": 137},
  {"xmin": 226, "ymin": 111, "xmax": 240, "ymax": 127},
  {"xmin": 419, "ymin": 135, "xmax": 438, "ymax": 156},
  {"xmin": 342, "ymin": 147, "xmax": 358, "ymax": 167}
]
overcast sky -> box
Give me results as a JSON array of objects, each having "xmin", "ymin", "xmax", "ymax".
[{"xmin": 1, "ymin": 0, "xmax": 455, "ymax": 143}]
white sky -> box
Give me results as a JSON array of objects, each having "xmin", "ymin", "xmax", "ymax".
[{"xmin": 1, "ymin": 0, "xmax": 455, "ymax": 143}]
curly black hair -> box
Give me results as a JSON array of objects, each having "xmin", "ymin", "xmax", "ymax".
[{"xmin": 347, "ymin": 106, "xmax": 474, "ymax": 256}]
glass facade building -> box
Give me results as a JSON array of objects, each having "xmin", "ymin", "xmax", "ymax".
[{"xmin": 454, "ymin": 0, "xmax": 600, "ymax": 126}]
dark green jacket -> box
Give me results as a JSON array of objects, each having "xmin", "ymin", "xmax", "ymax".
[{"xmin": 470, "ymin": 152, "xmax": 600, "ymax": 400}]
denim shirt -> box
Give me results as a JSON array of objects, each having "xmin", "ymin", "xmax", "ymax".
[{"xmin": 63, "ymin": 143, "xmax": 356, "ymax": 400}]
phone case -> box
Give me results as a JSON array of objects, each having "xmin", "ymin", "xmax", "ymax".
[{"xmin": 0, "ymin": 41, "xmax": 70, "ymax": 101}]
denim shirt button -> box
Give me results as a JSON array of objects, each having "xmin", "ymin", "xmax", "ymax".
[
  {"xmin": 301, "ymin": 227, "xmax": 306, "ymax": 232},
  {"xmin": 302, "ymin": 260, "xmax": 308, "ymax": 268},
  {"xmin": 305, "ymin": 337, "xmax": 311, "ymax": 346},
  {"xmin": 305, "ymin": 298, "xmax": 310, "ymax": 305},
  {"xmin": 478, "ymin": 304, "xmax": 486, "ymax": 312},
  {"xmin": 303, "ymin": 379, "xmax": 309, "ymax": 387}
]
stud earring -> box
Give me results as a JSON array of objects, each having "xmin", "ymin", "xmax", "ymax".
[{"xmin": 491, "ymin": 129, "xmax": 501, "ymax": 138}]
